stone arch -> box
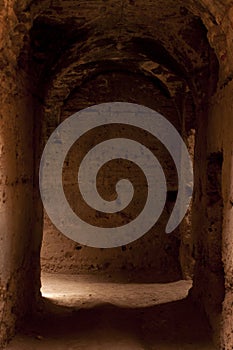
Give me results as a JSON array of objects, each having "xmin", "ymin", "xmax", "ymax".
[{"xmin": 0, "ymin": 1, "xmax": 233, "ymax": 348}]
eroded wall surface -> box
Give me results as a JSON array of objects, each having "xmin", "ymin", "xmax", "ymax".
[
  {"xmin": 0, "ymin": 1, "xmax": 43, "ymax": 346},
  {"xmin": 41, "ymin": 72, "xmax": 186, "ymax": 282}
]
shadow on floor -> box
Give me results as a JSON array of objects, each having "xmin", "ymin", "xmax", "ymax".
[{"xmin": 6, "ymin": 296, "xmax": 216, "ymax": 350}]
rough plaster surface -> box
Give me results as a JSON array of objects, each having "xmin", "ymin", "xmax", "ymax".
[{"xmin": 41, "ymin": 72, "xmax": 186, "ymax": 281}]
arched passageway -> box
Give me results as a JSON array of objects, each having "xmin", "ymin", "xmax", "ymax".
[{"xmin": 0, "ymin": 1, "xmax": 233, "ymax": 349}]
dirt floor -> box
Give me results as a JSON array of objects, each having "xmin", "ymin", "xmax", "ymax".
[{"xmin": 6, "ymin": 273, "xmax": 217, "ymax": 350}]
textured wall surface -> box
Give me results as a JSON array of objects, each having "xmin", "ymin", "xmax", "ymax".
[{"xmin": 41, "ymin": 71, "xmax": 184, "ymax": 281}]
